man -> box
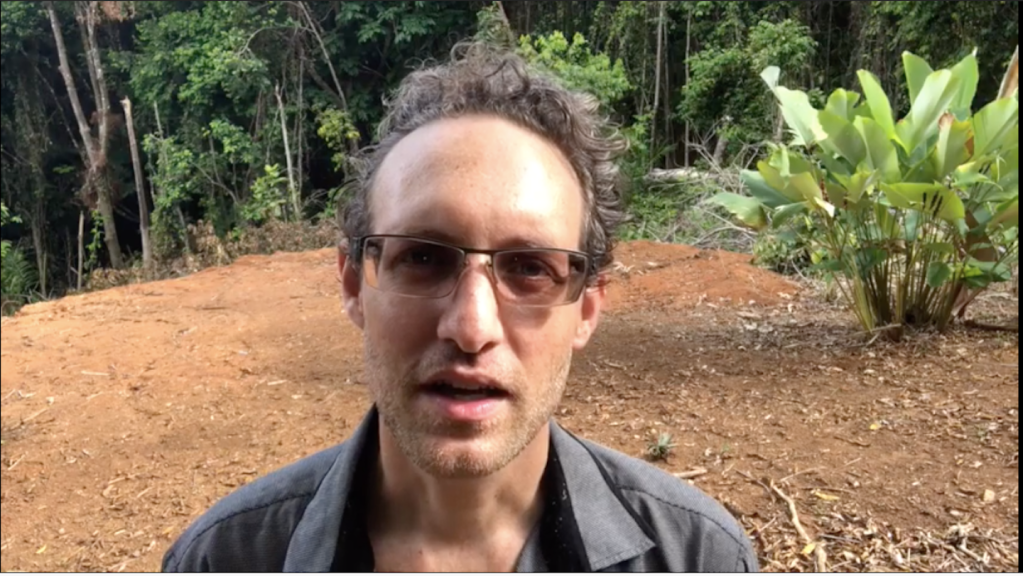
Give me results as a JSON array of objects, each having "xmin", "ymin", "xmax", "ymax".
[{"xmin": 163, "ymin": 43, "xmax": 758, "ymax": 573}]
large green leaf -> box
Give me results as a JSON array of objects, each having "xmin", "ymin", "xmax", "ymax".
[
  {"xmin": 773, "ymin": 86, "xmax": 828, "ymax": 147},
  {"xmin": 740, "ymin": 170, "xmax": 791, "ymax": 209},
  {"xmin": 825, "ymin": 89, "xmax": 862, "ymax": 121},
  {"xmin": 973, "ymin": 97, "xmax": 1020, "ymax": 160},
  {"xmin": 826, "ymin": 181, "xmax": 849, "ymax": 208},
  {"xmin": 857, "ymin": 70, "xmax": 898, "ymax": 142},
  {"xmin": 758, "ymin": 161, "xmax": 791, "ymax": 197},
  {"xmin": 788, "ymin": 172, "xmax": 824, "ymax": 203},
  {"xmin": 927, "ymin": 262, "xmax": 954, "ymax": 289},
  {"xmin": 953, "ymin": 162, "xmax": 996, "ymax": 189},
  {"xmin": 905, "ymin": 209, "xmax": 924, "ymax": 241},
  {"xmin": 949, "ymin": 50, "xmax": 980, "ymax": 113},
  {"xmin": 903, "ymin": 52, "xmax": 934, "ymax": 105},
  {"xmin": 854, "ymin": 117, "xmax": 901, "ymax": 183},
  {"xmin": 965, "ymin": 258, "xmax": 1014, "ymax": 285},
  {"xmin": 933, "ymin": 116, "xmax": 973, "ymax": 180},
  {"xmin": 989, "ymin": 198, "xmax": 1019, "ymax": 229},
  {"xmin": 897, "ymin": 70, "xmax": 961, "ymax": 155},
  {"xmin": 772, "ymin": 202, "xmax": 809, "ymax": 228},
  {"xmin": 707, "ymin": 193, "xmax": 768, "ymax": 231},
  {"xmin": 760, "ymin": 66, "xmax": 781, "ymax": 91},
  {"xmin": 993, "ymin": 137, "xmax": 1018, "ymax": 181},
  {"xmin": 881, "ymin": 183, "xmax": 966, "ymax": 223},
  {"xmin": 769, "ymin": 146, "xmax": 816, "ymax": 178},
  {"xmin": 833, "ymin": 169, "xmax": 878, "ymax": 206},
  {"xmin": 819, "ymin": 110, "xmax": 867, "ymax": 166},
  {"xmin": 997, "ymin": 169, "xmax": 1019, "ymax": 203}
]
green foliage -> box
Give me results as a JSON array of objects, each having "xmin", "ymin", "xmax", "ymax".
[
  {"xmin": 316, "ymin": 108, "xmax": 361, "ymax": 173},
  {"xmin": 646, "ymin": 433, "xmax": 676, "ymax": 462},
  {"xmin": 241, "ymin": 165, "xmax": 288, "ymax": 226},
  {"xmin": 1, "ymin": 202, "xmax": 14, "ymax": 264},
  {"xmin": 620, "ymin": 182, "xmax": 683, "ymax": 242},
  {"xmin": 517, "ymin": 31, "xmax": 634, "ymax": 110},
  {"xmin": 679, "ymin": 19, "xmax": 819, "ymax": 160},
  {"xmin": 710, "ymin": 51, "xmax": 1019, "ymax": 339},
  {"xmin": 128, "ymin": 2, "xmax": 278, "ymax": 113},
  {"xmin": 861, "ymin": 1, "xmax": 1019, "ymax": 114},
  {"xmin": 2, "ymin": 201, "xmax": 37, "ymax": 313}
]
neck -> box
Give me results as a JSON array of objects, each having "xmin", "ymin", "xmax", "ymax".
[{"xmin": 371, "ymin": 422, "xmax": 550, "ymax": 544}]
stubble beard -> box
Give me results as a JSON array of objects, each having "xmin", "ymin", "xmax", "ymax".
[{"xmin": 364, "ymin": 342, "xmax": 573, "ymax": 479}]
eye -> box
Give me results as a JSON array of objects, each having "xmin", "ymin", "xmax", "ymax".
[
  {"xmin": 399, "ymin": 246, "xmax": 439, "ymax": 266},
  {"xmin": 501, "ymin": 253, "xmax": 567, "ymax": 282},
  {"xmin": 509, "ymin": 256, "xmax": 551, "ymax": 278},
  {"xmin": 386, "ymin": 241, "xmax": 459, "ymax": 273}
]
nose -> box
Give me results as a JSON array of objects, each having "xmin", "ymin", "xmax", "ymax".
[{"xmin": 436, "ymin": 255, "xmax": 505, "ymax": 354}]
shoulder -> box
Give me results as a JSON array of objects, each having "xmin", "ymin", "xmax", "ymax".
[
  {"xmin": 578, "ymin": 437, "xmax": 759, "ymax": 572},
  {"xmin": 161, "ymin": 444, "xmax": 346, "ymax": 572}
]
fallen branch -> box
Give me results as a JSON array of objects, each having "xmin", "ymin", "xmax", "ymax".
[
  {"xmin": 674, "ymin": 468, "xmax": 709, "ymax": 480},
  {"xmin": 833, "ymin": 435, "xmax": 872, "ymax": 448},
  {"xmin": 964, "ymin": 319, "xmax": 1019, "ymax": 334},
  {"xmin": 22, "ymin": 408, "xmax": 49, "ymax": 425},
  {"xmin": 780, "ymin": 467, "xmax": 823, "ymax": 484},
  {"xmin": 7, "ymin": 453, "xmax": 26, "ymax": 471},
  {"xmin": 770, "ymin": 479, "xmax": 829, "ymax": 572}
]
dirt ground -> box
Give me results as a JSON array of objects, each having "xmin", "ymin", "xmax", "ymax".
[{"xmin": 1, "ymin": 241, "xmax": 1018, "ymax": 572}]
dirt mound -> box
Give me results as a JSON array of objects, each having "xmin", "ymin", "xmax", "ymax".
[{"xmin": 606, "ymin": 241, "xmax": 801, "ymax": 312}]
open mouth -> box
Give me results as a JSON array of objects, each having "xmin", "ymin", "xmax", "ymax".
[{"xmin": 423, "ymin": 381, "xmax": 509, "ymax": 402}]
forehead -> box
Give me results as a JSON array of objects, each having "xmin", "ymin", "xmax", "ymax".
[{"xmin": 369, "ymin": 115, "xmax": 585, "ymax": 249}]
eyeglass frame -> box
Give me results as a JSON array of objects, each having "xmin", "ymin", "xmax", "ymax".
[{"xmin": 349, "ymin": 234, "xmax": 597, "ymax": 307}]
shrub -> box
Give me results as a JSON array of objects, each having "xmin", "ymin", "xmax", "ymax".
[{"xmin": 710, "ymin": 50, "xmax": 1018, "ymax": 340}]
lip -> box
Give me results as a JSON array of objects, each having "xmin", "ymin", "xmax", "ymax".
[
  {"xmin": 419, "ymin": 370, "xmax": 512, "ymax": 396},
  {"xmin": 417, "ymin": 370, "xmax": 513, "ymax": 423}
]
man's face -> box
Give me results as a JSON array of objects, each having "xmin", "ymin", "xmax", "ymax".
[{"xmin": 340, "ymin": 115, "xmax": 605, "ymax": 478}]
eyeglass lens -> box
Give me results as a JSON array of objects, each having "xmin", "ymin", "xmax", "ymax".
[{"xmin": 362, "ymin": 237, "xmax": 588, "ymax": 306}]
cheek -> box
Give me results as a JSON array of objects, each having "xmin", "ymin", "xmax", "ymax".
[
  {"xmin": 363, "ymin": 297, "xmax": 437, "ymax": 355},
  {"xmin": 506, "ymin": 309, "xmax": 580, "ymax": 365}
]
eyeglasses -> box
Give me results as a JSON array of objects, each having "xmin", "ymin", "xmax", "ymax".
[{"xmin": 354, "ymin": 235, "xmax": 593, "ymax": 308}]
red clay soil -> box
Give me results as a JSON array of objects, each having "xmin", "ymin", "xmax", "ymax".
[{"xmin": 1, "ymin": 241, "xmax": 1017, "ymax": 572}]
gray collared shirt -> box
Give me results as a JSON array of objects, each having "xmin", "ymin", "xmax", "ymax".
[{"xmin": 162, "ymin": 408, "xmax": 758, "ymax": 572}]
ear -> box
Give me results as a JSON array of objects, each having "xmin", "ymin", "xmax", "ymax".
[
  {"xmin": 338, "ymin": 244, "xmax": 365, "ymax": 330},
  {"xmin": 572, "ymin": 278, "xmax": 606, "ymax": 351}
]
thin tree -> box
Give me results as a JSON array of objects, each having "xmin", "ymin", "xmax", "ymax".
[
  {"xmin": 45, "ymin": 1, "xmax": 125, "ymax": 269},
  {"xmin": 651, "ymin": 0, "xmax": 666, "ymax": 157},
  {"xmin": 684, "ymin": 6, "xmax": 692, "ymax": 167},
  {"xmin": 121, "ymin": 97, "xmax": 153, "ymax": 270},
  {"xmin": 275, "ymin": 84, "xmax": 300, "ymax": 219}
]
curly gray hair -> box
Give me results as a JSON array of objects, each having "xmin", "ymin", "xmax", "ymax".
[{"xmin": 341, "ymin": 41, "xmax": 628, "ymax": 281}]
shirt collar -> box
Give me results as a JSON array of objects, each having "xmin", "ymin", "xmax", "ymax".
[{"xmin": 283, "ymin": 407, "xmax": 655, "ymax": 572}]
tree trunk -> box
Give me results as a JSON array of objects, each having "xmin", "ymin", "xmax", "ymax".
[
  {"xmin": 275, "ymin": 84, "xmax": 300, "ymax": 220},
  {"xmin": 713, "ymin": 135, "xmax": 729, "ymax": 167},
  {"xmin": 297, "ymin": 1, "xmax": 358, "ymax": 154},
  {"xmin": 31, "ymin": 213, "xmax": 48, "ymax": 297},
  {"xmin": 684, "ymin": 8, "xmax": 692, "ymax": 167},
  {"xmin": 46, "ymin": 3, "xmax": 96, "ymax": 169},
  {"xmin": 46, "ymin": 1, "xmax": 124, "ymax": 269},
  {"xmin": 94, "ymin": 174, "xmax": 120, "ymax": 268},
  {"xmin": 295, "ymin": 56, "xmax": 305, "ymax": 208},
  {"xmin": 494, "ymin": 1, "xmax": 516, "ymax": 47},
  {"xmin": 122, "ymin": 97, "xmax": 153, "ymax": 269},
  {"xmin": 651, "ymin": 0, "xmax": 666, "ymax": 156},
  {"xmin": 77, "ymin": 210, "xmax": 85, "ymax": 291}
]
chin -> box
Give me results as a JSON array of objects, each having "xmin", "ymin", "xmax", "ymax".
[
  {"xmin": 411, "ymin": 442, "xmax": 508, "ymax": 478},
  {"xmin": 402, "ymin": 429, "xmax": 537, "ymax": 479}
]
